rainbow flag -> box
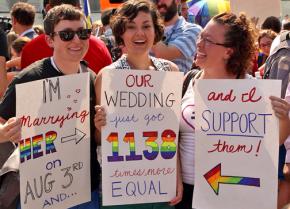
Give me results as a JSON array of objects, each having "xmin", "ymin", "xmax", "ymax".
[
  {"xmin": 187, "ymin": 0, "xmax": 231, "ymax": 27},
  {"xmin": 83, "ymin": 0, "xmax": 92, "ymax": 29}
]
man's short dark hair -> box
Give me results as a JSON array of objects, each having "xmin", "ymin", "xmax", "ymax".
[
  {"xmin": 44, "ymin": 4, "xmax": 84, "ymax": 35},
  {"xmin": 283, "ymin": 22, "xmax": 290, "ymax": 30},
  {"xmin": 11, "ymin": 2, "xmax": 36, "ymax": 26},
  {"xmin": 101, "ymin": 9, "xmax": 116, "ymax": 26},
  {"xmin": 49, "ymin": 0, "xmax": 80, "ymax": 8},
  {"xmin": 261, "ymin": 16, "xmax": 281, "ymax": 34}
]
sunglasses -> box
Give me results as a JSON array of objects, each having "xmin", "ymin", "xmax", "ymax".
[{"xmin": 51, "ymin": 29, "xmax": 92, "ymax": 41}]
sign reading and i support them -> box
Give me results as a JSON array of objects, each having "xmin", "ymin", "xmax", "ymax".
[
  {"xmin": 16, "ymin": 73, "xmax": 91, "ymax": 209},
  {"xmin": 192, "ymin": 79, "xmax": 281, "ymax": 209},
  {"xmin": 101, "ymin": 70, "xmax": 183, "ymax": 206}
]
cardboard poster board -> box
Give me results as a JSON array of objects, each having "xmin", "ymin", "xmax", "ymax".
[
  {"xmin": 16, "ymin": 73, "xmax": 91, "ymax": 209},
  {"xmin": 192, "ymin": 79, "xmax": 281, "ymax": 209},
  {"xmin": 101, "ymin": 70, "xmax": 183, "ymax": 205}
]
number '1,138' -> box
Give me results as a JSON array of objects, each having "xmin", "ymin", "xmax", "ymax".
[{"xmin": 106, "ymin": 129, "xmax": 177, "ymax": 162}]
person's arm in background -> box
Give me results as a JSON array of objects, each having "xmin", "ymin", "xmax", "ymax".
[
  {"xmin": 151, "ymin": 24, "xmax": 201, "ymax": 61},
  {"xmin": 151, "ymin": 41, "xmax": 184, "ymax": 61},
  {"xmin": 6, "ymin": 57, "xmax": 21, "ymax": 70},
  {"xmin": 0, "ymin": 29, "xmax": 9, "ymax": 98}
]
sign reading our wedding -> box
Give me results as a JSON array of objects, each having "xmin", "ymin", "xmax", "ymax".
[
  {"xmin": 16, "ymin": 73, "xmax": 91, "ymax": 209},
  {"xmin": 101, "ymin": 70, "xmax": 183, "ymax": 206},
  {"xmin": 192, "ymin": 79, "xmax": 281, "ymax": 209}
]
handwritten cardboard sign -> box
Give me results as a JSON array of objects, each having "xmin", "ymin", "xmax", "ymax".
[
  {"xmin": 192, "ymin": 79, "xmax": 281, "ymax": 209},
  {"xmin": 101, "ymin": 70, "xmax": 183, "ymax": 205},
  {"xmin": 16, "ymin": 73, "xmax": 91, "ymax": 209}
]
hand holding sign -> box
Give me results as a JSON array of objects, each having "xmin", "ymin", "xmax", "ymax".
[
  {"xmin": 193, "ymin": 79, "xmax": 281, "ymax": 209},
  {"xmin": 269, "ymin": 96, "xmax": 290, "ymax": 120},
  {"xmin": 0, "ymin": 117, "xmax": 22, "ymax": 143},
  {"xmin": 269, "ymin": 95, "xmax": 290, "ymax": 145},
  {"xmin": 101, "ymin": 70, "xmax": 183, "ymax": 206},
  {"xmin": 94, "ymin": 105, "xmax": 106, "ymax": 132}
]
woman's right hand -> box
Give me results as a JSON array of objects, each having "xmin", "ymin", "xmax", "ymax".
[{"xmin": 94, "ymin": 105, "xmax": 106, "ymax": 132}]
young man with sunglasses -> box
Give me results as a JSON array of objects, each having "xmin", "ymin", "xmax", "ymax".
[
  {"xmin": 21, "ymin": 0, "xmax": 112, "ymax": 74},
  {"xmin": 0, "ymin": 4, "xmax": 100, "ymax": 209}
]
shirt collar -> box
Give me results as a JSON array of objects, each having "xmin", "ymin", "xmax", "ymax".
[
  {"xmin": 165, "ymin": 16, "xmax": 184, "ymax": 34},
  {"xmin": 50, "ymin": 57, "xmax": 83, "ymax": 74},
  {"xmin": 19, "ymin": 28, "xmax": 35, "ymax": 37}
]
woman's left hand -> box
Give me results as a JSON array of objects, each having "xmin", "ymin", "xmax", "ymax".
[
  {"xmin": 169, "ymin": 172, "xmax": 183, "ymax": 206},
  {"xmin": 269, "ymin": 96, "xmax": 290, "ymax": 120}
]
